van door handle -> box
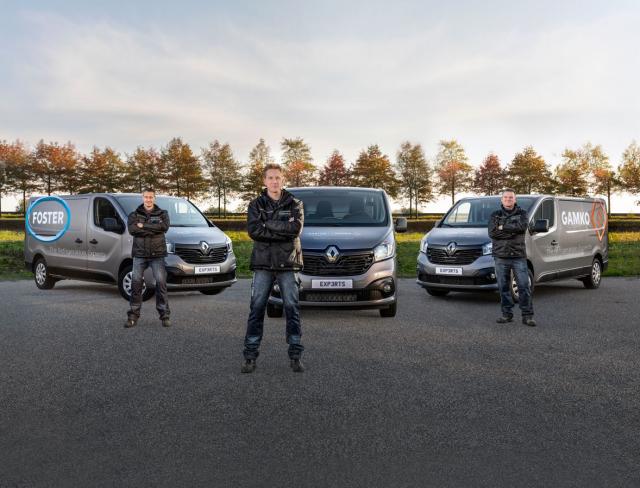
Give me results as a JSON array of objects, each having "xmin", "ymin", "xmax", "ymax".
[
  {"xmin": 75, "ymin": 238, "xmax": 83, "ymax": 244},
  {"xmin": 550, "ymin": 240, "xmax": 558, "ymax": 246},
  {"xmin": 89, "ymin": 239, "xmax": 98, "ymax": 245}
]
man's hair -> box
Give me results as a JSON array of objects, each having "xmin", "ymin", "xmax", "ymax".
[
  {"xmin": 263, "ymin": 163, "xmax": 283, "ymax": 177},
  {"xmin": 501, "ymin": 188, "xmax": 516, "ymax": 195},
  {"xmin": 142, "ymin": 187, "xmax": 155, "ymax": 195}
]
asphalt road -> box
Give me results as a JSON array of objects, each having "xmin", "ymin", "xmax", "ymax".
[{"xmin": 1, "ymin": 277, "xmax": 639, "ymax": 488}]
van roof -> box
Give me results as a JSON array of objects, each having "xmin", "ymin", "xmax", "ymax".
[
  {"xmin": 459, "ymin": 194, "xmax": 604, "ymax": 203},
  {"xmin": 287, "ymin": 187, "xmax": 384, "ymax": 192}
]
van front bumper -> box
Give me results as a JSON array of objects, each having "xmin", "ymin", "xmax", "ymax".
[
  {"xmin": 416, "ymin": 251, "xmax": 498, "ymax": 291},
  {"xmin": 153, "ymin": 252, "xmax": 237, "ymax": 291},
  {"xmin": 268, "ymin": 257, "xmax": 397, "ymax": 309}
]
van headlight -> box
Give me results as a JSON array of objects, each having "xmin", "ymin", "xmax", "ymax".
[
  {"xmin": 225, "ymin": 235, "xmax": 233, "ymax": 253},
  {"xmin": 374, "ymin": 236, "xmax": 395, "ymax": 262},
  {"xmin": 166, "ymin": 242, "xmax": 174, "ymax": 254},
  {"xmin": 482, "ymin": 242, "xmax": 493, "ymax": 255},
  {"xmin": 420, "ymin": 236, "xmax": 428, "ymax": 254}
]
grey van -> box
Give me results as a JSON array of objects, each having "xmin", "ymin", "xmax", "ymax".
[
  {"xmin": 416, "ymin": 195, "xmax": 608, "ymax": 298},
  {"xmin": 25, "ymin": 193, "xmax": 236, "ymax": 300},
  {"xmin": 266, "ymin": 187, "xmax": 407, "ymax": 318}
]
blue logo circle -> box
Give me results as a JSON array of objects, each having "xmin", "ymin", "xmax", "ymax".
[{"xmin": 25, "ymin": 196, "xmax": 72, "ymax": 243}]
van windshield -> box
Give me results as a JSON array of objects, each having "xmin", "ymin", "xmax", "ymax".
[
  {"xmin": 289, "ymin": 189, "xmax": 389, "ymax": 227},
  {"xmin": 441, "ymin": 197, "xmax": 537, "ymax": 228},
  {"xmin": 114, "ymin": 196, "xmax": 210, "ymax": 227}
]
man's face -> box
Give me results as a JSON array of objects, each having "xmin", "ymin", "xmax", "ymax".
[
  {"xmin": 264, "ymin": 169, "xmax": 283, "ymax": 194},
  {"xmin": 143, "ymin": 191, "xmax": 155, "ymax": 209},
  {"xmin": 501, "ymin": 192, "xmax": 516, "ymax": 209}
]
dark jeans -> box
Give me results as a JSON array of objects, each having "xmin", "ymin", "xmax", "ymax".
[
  {"xmin": 128, "ymin": 257, "xmax": 170, "ymax": 320},
  {"xmin": 494, "ymin": 257, "xmax": 533, "ymax": 318},
  {"xmin": 243, "ymin": 270, "xmax": 304, "ymax": 360}
]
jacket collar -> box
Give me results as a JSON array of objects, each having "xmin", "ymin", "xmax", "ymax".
[{"xmin": 260, "ymin": 188, "xmax": 294, "ymax": 208}]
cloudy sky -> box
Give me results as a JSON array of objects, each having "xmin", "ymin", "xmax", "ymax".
[{"xmin": 1, "ymin": 0, "xmax": 639, "ymax": 211}]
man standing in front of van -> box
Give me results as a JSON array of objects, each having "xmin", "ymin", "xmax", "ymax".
[
  {"xmin": 241, "ymin": 163, "xmax": 305, "ymax": 373},
  {"xmin": 489, "ymin": 189, "xmax": 536, "ymax": 327},
  {"xmin": 125, "ymin": 188, "xmax": 171, "ymax": 328}
]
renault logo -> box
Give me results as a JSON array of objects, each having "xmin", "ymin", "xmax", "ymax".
[
  {"xmin": 325, "ymin": 246, "xmax": 340, "ymax": 263},
  {"xmin": 446, "ymin": 242, "xmax": 457, "ymax": 256},
  {"xmin": 200, "ymin": 241, "xmax": 210, "ymax": 253}
]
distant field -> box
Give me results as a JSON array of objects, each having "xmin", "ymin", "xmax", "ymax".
[{"xmin": 2, "ymin": 230, "xmax": 638, "ymax": 281}]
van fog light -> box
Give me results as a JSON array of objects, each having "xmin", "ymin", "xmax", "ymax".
[{"xmin": 490, "ymin": 273, "xmax": 496, "ymax": 279}]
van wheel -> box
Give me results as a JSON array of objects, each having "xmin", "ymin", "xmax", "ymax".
[
  {"xmin": 267, "ymin": 302, "xmax": 283, "ymax": 318},
  {"xmin": 118, "ymin": 265, "xmax": 155, "ymax": 302},
  {"xmin": 200, "ymin": 289, "xmax": 223, "ymax": 295},
  {"xmin": 510, "ymin": 269, "xmax": 534, "ymax": 303},
  {"xmin": 582, "ymin": 258, "xmax": 602, "ymax": 289},
  {"xmin": 426, "ymin": 288, "xmax": 450, "ymax": 297},
  {"xmin": 33, "ymin": 257, "xmax": 56, "ymax": 290},
  {"xmin": 379, "ymin": 302, "xmax": 397, "ymax": 317}
]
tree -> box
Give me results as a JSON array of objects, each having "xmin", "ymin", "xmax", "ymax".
[
  {"xmin": 583, "ymin": 143, "xmax": 617, "ymax": 215},
  {"xmin": 555, "ymin": 148, "xmax": 590, "ymax": 196},
  {"xmin": 505, "ymin": 146, "xmax": 554, "ymax": 194},
  {"xmin": 619, "ymin": 140, "xmax": 640, "ymax": 204},
  {"xmin": 474, "ymin": 153, "xmax": 504, "ymax": 195},
  {"xmin": 79, "ymin": 147, "xmax": 126, "ymax": 193},
  {"xmin": 202, "ymin": 140, "xmax": 242, "ymax": 217},
  {"xmin": 3, "ymin": 140, "xmax": 37, "ymax": 214},
  {"xmin": 395, "ymin": 142, "xmax": 433, "ymax": 218},
  {"xmin": 317, "ymin": 150, "xmax": 351, "ymax": 186},
  {"xmin": 0, "ymin": 140, "xmax": 13, "ymax": 215},
  {"xmin": 351, "ymin": 144, "xmax": 400, "ymax": 197},
  {"xmin": 241, "ymin": 138, "xmax": 274, "ymax": 203},
  {"xmin": 32, "ymin": 140, "xmax": 79, "ymax": 195},
  {"xmin": 280, "ymin": 137, "xmax": 316, "ymax": 187},
  {"xmin": 434, "ymin": 139, "xmax": 473, "ymax": 205},
  {"xmin": 161, "ymin": 137, "xmax": 207, "ymax": 200},
  {"xmin": 124, "ymin": 146, "xmax": 166, "ymax": 193}
]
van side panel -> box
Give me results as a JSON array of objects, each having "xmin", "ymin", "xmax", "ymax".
[{"xmin": 557, "ymin": 199, "xmax": 605, "ymax": 277}]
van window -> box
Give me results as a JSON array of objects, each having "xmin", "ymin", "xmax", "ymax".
[
  {"xmin": 441, "ymin": 197, "xmax": 536, "ymax": 228},
  {"xmin": 94, "ymin": 198, "xmax": 121, "ymax": 228},
  {"xmin": 114, "ymin": 196, "xmax": 210, "ymax": 227},
  {"xmin": 533, "ymin": 199, "xmax": 555, "ymax": 227}
]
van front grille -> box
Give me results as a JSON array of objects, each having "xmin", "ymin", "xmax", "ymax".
[
  {"xmin": 302, "ymin": 251, "xmax": 374, "ymax": 276},
  {"xmin": 427, "ymin": 247, "xmax": 482, "ymax": 265},
  {"xmin": 175, "ymin": 244, "xmax": 227, "ymax": 264}
]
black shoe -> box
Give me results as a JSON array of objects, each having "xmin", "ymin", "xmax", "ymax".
[
  {"xmin": 496, "ymin": 315, "xmax": 513, "ymax": 324},
  {"xmin": 124, "ymin": 318, "xmax": 137, "ymax": 328},
  {"xmin": 241, "ymin": 359, "xmax": 256, "ymax": 373},
  {"xmin": 523, "ymin": 316, "xmax": 537, "ymax": 327},
  {"xmin": 161, "ymin": 318, "xmax": 171, "ymax": 327},
  {"xmin": 290, "ymin": 358, "xmax": 305, "ymax": 373}
]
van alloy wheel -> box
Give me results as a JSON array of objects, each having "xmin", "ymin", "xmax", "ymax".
[
  {"xmin": 33, "ymin": 257, "xmax": 56, "ymax": 290},
  {"xmin": 118, "ymin": 265, "xmax": 155, "ymax": 301},
  {"xmin": 582, "ymin": 259, "xmax": 602, "ymax": 289},
  {"xmin": 35, "ymin": 262, "xmax": 47, "ymax": 285}
]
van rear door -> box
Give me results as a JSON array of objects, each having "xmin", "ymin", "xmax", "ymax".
[
  {"xmin": 43, "ymin": 196, "xmax": 90, "ymax": 274},
  {"xmin": 87, "ymin": 196, "xmax": 126, "ymax": 282}
]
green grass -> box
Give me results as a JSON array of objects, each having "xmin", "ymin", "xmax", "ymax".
[{"xmin": 2, "ymin": 230, "xmax": 638, "ymax": 281}]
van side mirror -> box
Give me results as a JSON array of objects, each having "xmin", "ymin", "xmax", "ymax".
[
  {"xmin": 531, "ymin": 219, "xmax": 549, "ymax": 234},
  {"xmin": 394, "ymin": 217, "xmax": 408, "ymax": 233},
  {"xmin": 102, "ymin": 217, "xmax": 123, "ymax": 233}
]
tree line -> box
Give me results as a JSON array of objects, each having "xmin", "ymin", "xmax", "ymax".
[{"xmin": 1, "ymin": 137, "xmax": 640, "ymax": 217}]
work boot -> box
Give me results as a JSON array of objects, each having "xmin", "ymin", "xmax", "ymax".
[
  {"xmin": 241, "ymin": 359, "xmax": 256, "ymax": 374},
  {"xmin": 161, "ymin": 318, "xmax": 171, "ymax": 327},
  {"xmin": 290, "ymin": 358, "xmax": 305, "ymax": 373},
  {"xmin": 523, "ymin": 316, "xmax": 537, "ymax": 327},
  {"xmin": 124, "ymin": 318, "xmax": 137, "ymax": 328},
  {"xmin": 496, "ymin": 315, "xmax": 513, "ymax": 324}
]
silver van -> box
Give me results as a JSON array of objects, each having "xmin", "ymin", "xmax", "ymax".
[
  {"xmin": 25, "ymin": 193, "xmax": 237, "ymax": 300},
  {"xmin": 266, "ymin": 187, "xmax": 407, "ymax": 318},
  {"xmin": 416, "ymin": 195, "xmax": 608, "ymax": 298}
]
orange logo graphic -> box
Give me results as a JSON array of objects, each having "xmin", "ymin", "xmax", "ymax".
[{"xmin": 590, "ymin": 201, "xmax": 607, "ymax": 241}]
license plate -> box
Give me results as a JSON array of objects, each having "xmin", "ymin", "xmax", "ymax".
[
  {"xmin": 311, "ymin": 279, "xmax": 353, "ymax": 289},
  {"xmin": 195, "ymin": 265, "xmax": 221, "ymax": 274},
  {"xmin": 435, "ymin": 267, "xmax": 462, "ymax": 275}
]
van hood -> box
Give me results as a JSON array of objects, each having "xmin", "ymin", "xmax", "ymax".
[
  {"xmin": 427, "ymin": 227, "xmax": 490, "ymax": 246},
  {"xmin": 301, "ymin": 226, "xmax": 389, "ymax": 251},
  {"xmin": 166, "ymin": 226, "xmax": 228, "ymax": 246}
]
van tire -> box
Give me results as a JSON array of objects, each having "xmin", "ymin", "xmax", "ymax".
[
  {"xmin": 426, "ymin": 288, "xmax": 450, "ymax": 297},
  {"xmin": 267, "ymin": 302, "xmax": 283, "ymax": 318},
  {"xmin": 379, "ymin": 302, "xmax": 397, "ymax": 317},
  {"xmin": 33, "ymin": 257, "xmax": 57, "ymax": 290},
  {"xmin": 582, "ymin": 258, "xmax": 602, "ymax": 289},
  {"xmin": 200, "ymin": 289, "xmax": 223, "ymax": 295},
  {"xmin": 510, "ymin": 269, "xmax": 535, "ymax": 303},
  {"xmin": 118, "ymin": 265, "xmax": 155, "ymax": 302}
]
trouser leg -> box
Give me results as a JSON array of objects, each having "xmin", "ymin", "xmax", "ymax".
[
  {"xmin": 151, "ymin": 258, "xmax": 170, "ymax": 319},
  {"xmin": 128, "ymin": 257, "xmax": 148, "ymax": 320},
  {"xmin": 494, "ymin": 258, "xmax": 514, "ymax": 317},
  {"xmin": 277, "ymin": 272, "xmax": 304, "ymax": 359},
  {"xmin": 243, "ymin": 271, "xmax": 274, "ymax": 360},
  {"xmin": 513, "ymin": 259, "xmax": 534, "ymax": 317}
]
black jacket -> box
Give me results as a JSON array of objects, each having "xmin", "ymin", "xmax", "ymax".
[
  {"xmin": 247, "ymin": 189, "xmax": 304, "ymax": 271},
  {"xmin": 488, "ymin": 204, "xmax": 529, "ymax": 258},
  {"xmin": 127, "ymin": 204, "xmax": 170, "ymax": 258}
]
